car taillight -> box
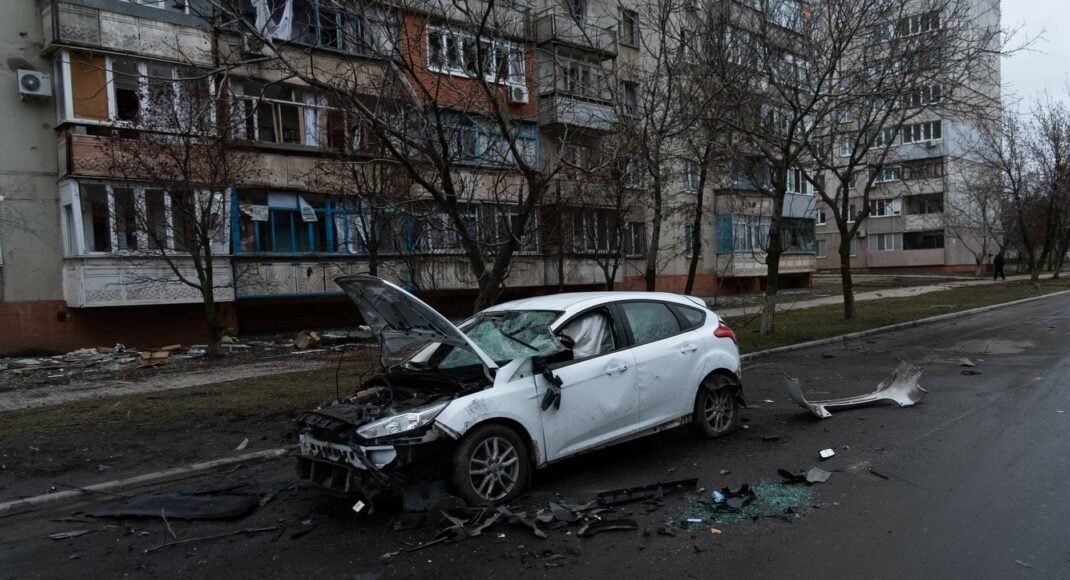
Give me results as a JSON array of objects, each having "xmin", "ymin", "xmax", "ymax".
[{"xmin": 714, "ymin": 323, "xmax": 736, "ymax": 343}]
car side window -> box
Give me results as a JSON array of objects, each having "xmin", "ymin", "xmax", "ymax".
[
  {"xmin": 561, "ymin": 310, "xmax": 616, "ymax": 359},
  {"xmin": 621, "ymin": 302, "xmax": 681, "ymax": 345},
  {"xmin": 673, "ymin": 304, "xmax": 707, "ymax": 330}
]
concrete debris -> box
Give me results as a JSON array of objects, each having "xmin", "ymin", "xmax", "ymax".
[
  {"xmin": 293, "ymin": 330, "xmax": 322, "ymax": 350},
  {"xmin": 783, "ymin": 362, "xmax": 927, "ymax": 419},
  {"xmin": 138, "ymin": 351, "xmax": 171, "ymax": 368},
  {"xmin": 235, "ymin": 438, "xmax": 249, "ymax": 451},
  {"xmin": 805, "ymin": 467, "xmax": 832, "ymax": 484},
  {"xmin": 819, "ymin": 448, "xmax": 836, "ymax": 460}
]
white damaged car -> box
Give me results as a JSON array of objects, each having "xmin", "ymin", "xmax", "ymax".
[{"xmin": 295, "ymin": 275, "xmax": 743, "ymax": 505}]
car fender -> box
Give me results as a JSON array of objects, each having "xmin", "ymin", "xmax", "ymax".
[
  {"xmin": 434, "ymin": 358, "xmax": 546, "ymax": 464},
  {"xmin": 696, "ymin": 345, "xmax": 742, "ymax": 388}
]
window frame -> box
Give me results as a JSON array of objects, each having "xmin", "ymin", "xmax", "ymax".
[
  {"xmin": 426, "ymin": 25, "xmax": 525, "ymax": 87},
  {"xmin": 614, "ymin": 300, "xmax": 688, "ymax": 348}
]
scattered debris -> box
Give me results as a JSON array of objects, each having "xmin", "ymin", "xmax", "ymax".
[
  {"xmin": 805, "ymin": 467, "xmax": 832, "ymax": 484},
  {"xmin": 718, "ymin": 469, "xmax": 731, "ymax": 476},
  {"xmin": 352, "ymin": 501, "xmax": 366, "ymax": 514},
  {"xmin": 90, "ymin": 493, "xmax": 258, "ymax": 521},
  {"xmin": 577, "ymin": 518, "xmax": 639, "ymax": 538},
  {"xmin": 145, "ymin": 526, "xmax": 279, "ymax": 554},
  {"xmin": 761, "ymin": 435, "xmax": 782, "ymax": 442},
  {"xmin": 159, "ymin": 344, "xmax": 183, "ymax": 352},
  {"xmin": 596, "ymin": 478, "xmax": 697, "ymax": 506},
  {"xmin": 680, "ymin": 481, "xmax": 811, "ymax": 525},
  {"xmin": 293, "ymin": 330, "xmax": 322, "ymax": 350},
  {"xmin": 235, "ymin": 438, "xmax": 249, "ymax": 451},
  {"xmin": 819, "ymin": 449, "xmax": 836, "ymax": 460},
  {"xmin": 961, "ymin": 370, "xmax": 982, "ymax": 376},
  {"xmin": 46, "ymin": 530, "xmax": 96, "ymax": 541},
  {"xmin": 138, "ymin": 351, "xmax": 171, "ymax": 368},
  {"xmin": 867, "ymin": 468, "xmax": 890, "ymax": 480},
  {"xmin": 709, "ymin": 528, "xmax": 722, "ymax": 534},
  {"xmin": 959, "ymin": 358, "xmax": 976, "ymax": 367},
  {"xmin": 784, "ymin": 362, "xmax": 927, "ymax": 419}
]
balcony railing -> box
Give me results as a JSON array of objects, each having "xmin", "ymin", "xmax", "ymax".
[{"xmin": 534, "ymin": 11, "xmax": 617, "ymax": 57}]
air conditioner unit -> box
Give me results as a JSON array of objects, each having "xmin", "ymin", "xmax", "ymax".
[
  {"xmin": 17, "ymin": 69, "xmax": 51, "ymax": 99},
  {"xmin": 241, "ymin": 34, "xmax": 266, "ymax": 57},
  {"xmin": 925, "ymin": 140, "xmax": 939, "ymax": 148},
  {"xmin": 507, "ymin": 84, "xmax": 529, "ymax": 105}
]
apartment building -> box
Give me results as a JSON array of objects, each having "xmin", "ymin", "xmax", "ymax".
[
  {"xmin": 813, "ymin": 1, "xmax": 1002, "ymax": 274},
  {"xmin": 1, "ymin": 0, "xmax": 819, "ymax": 354}
]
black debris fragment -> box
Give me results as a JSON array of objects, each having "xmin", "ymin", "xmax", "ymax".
[
  {"xmin": 90, "ymin": 494, "xmax": 258, "ymax": 521},
  {"xmin": 577, "ymin": 519, "xmax": 639, "ymax": 538},
  {"xmin": 595, "ymin": 478, "xmax": 698, "ymax": 506}
]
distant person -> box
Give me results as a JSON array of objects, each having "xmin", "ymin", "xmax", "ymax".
[{"xmin": 993, "ymin": 252, "xmax": 1006, "ymax": 281}]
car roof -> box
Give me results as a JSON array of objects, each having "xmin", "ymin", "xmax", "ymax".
[{"xmin": 483, "ymin": 291, "xmax": 709, "ymax": 317}]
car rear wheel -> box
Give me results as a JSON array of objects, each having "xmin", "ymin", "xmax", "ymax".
[
  {"xmin": 689, "ymin": 375, "xmax": 741, "ymax": 439},
  {"xmin": 450, "ymin": 424, "xmax": 530, "ymax": 505}
]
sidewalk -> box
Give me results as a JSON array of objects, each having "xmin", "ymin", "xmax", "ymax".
[{"xmin": 714, "ymin": 274, "xmax": 1034, "ymax": 319}]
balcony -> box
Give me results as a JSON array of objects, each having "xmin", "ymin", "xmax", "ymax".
[
  {"xmin": 538, "ymin": 94, "xmax": 617, "ymax": 131},
  {"xmin": 43, "ymin": 1, "xmax": 211, "ymax": 63},
  {"xmin": 534, "ymin": 11, "xmax": 617, "ymax": 57},
  {"xmin": 63, "ymin": 256, "xmax": 233, "ymax": 308}
]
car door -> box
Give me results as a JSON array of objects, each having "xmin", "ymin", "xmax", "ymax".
[
  {"xmin": 617, "ymin": 301, "xmax": 702, "ymax": 429},
  {"xmin": 535, "ymin": 308, "xmax": 640, "ymax": 462}
]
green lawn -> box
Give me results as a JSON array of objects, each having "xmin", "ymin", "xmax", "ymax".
[{"xmin": 726, "ymin": 278, "xmax": 1070, "ymax": 353}]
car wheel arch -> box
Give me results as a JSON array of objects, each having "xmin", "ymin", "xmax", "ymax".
[
  {"xmin": 455, "ymin": 417, "xmax": 542, "ymax": 468},
  {"xmin": 698, "ymin": 369, "xmax": 745, "ymax": 406}
]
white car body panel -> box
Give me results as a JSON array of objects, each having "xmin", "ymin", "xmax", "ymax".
[{"xmin": 363, "ymin": 285, "xmax": 740, "ymax": 470}]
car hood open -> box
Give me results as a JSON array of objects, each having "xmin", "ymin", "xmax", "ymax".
[{"xmin": 335, "ymin": 275, "xmax": 498, "ymax": 374}]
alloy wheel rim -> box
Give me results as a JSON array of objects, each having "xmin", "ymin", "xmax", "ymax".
[
  {"xmin": 704, "ymin": 389, "xmax": 734, "ymax": 432},
  {"xmin": 469, "ymin": 436, "xmax": 520, "ymax": 501}
]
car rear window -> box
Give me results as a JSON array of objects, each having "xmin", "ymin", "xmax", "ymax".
[
  {"xmin": 621, "ymin": 302, "xmax": 681, "ymax": 345},
  {"xmin": 673, "ymin": 304, "xmax": 707, "ymax": 330}
]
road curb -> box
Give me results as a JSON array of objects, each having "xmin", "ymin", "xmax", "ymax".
[
  {"xmin": 740, "ymin": 288, "xmax": 1070, "ymax": 362},
  {"xmin": 0, "ymin": 446, "xmax": 295, "ymax": 518}
]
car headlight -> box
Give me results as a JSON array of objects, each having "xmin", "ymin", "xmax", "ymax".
[{"xmin": 356, "ymin": 400, "xmax": 450, "ymax": 440}]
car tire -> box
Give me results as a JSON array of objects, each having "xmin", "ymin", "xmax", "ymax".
[
  {"xmin": 449, "ymin": 423, "xmax": 531, "ymax": 506},
  {"xmin": 689, "ymin": 375, "xmax": 741, "ymax": 439}
]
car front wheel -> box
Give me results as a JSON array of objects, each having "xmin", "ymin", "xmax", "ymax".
[
  {"xmin": 449, "ymin": 424, "xmax": 531, "ymax": 505},
  {"xmin": 689, "ymin": 375, "xmax": 741, "ymax": 439}
]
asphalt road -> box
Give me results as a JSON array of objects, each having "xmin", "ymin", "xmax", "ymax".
[{"xmin": 3, "ymin": 293, "xmax": 1069, "ymax": 578}]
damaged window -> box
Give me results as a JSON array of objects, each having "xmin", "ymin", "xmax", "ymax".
[{"xmin": 423, "ymin": 310, "xmax": 561, "ymax": 369}]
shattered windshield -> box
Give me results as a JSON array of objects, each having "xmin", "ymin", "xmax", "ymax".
[{"xmin": 424, "ymin": 310, "xmax": 562, "ymax": 369}]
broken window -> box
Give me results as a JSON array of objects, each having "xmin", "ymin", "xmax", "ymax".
[
  {"xmin": 81, "ymin": 183, "xmax": 112, "ymax": 253},
  {"xmin": 621, "ymin": 302, "xmax": 680, "ymax": 345},
  {"xmin": 112, "ymin": 58, "xmax": 141, "ymax": 122},
  {"xmin": 145, "ymin": 189, "xmax": 168, "ymax": 249}
]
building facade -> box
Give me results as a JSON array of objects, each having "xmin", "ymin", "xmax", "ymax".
[
  {"xmin": 812, "ymin": 0, "xmax": 1002, "ymax": 274},
  {"xmin": 1, "ymin": 0, "xmax": 824, "ymax": 354}
]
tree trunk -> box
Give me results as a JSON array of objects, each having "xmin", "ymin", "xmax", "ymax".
[
  {"xmin": 839, "ymin": 239, "xmax": 855, "ymax": 320},
  {"xmin": 761, "ymin": 228, "xmax": 783, "ymax": 336},
  {"xmin": 684, "ymin": 190, "xmax": 704, "ymax": 295},
  {"xmin": 760, "ymin": 184, "xmax": 786, "ymax": 336},
  {"xmin": 644, "ymin": 185, "xmax": 663, "ymax": 292},
  {"xmin": 203, "ymin": 291, "xmax": 224, "ymax": 358}
]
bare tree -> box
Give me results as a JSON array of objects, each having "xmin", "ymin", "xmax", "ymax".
[
  {"xmin": 99, "ymin": 63, "xmax": 248, "ymax": 356},
  {"xmin": 211, "ymin": 0, "xmax": 615, "ymax": 311}
]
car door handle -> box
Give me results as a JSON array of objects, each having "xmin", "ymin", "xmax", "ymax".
[
  {"xmin": 604, "ymin": 364, "xmax": 628, "ymax": 375},
  {"xmin": 679, "ymin": 344, "xmax": 699, "ymax": 354}
]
